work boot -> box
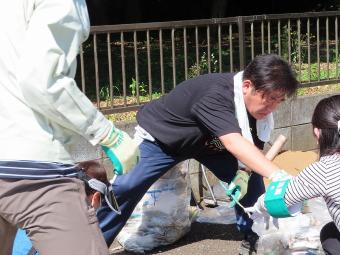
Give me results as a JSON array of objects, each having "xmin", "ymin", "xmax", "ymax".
[{"xmin": 239, "ymin": 232, "xmax": 259, "ymax": 255}]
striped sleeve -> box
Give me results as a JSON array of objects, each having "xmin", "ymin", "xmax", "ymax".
[
  {"xmin": 285, "ymin": 160, "xmax": 328, "ymax": 206},
  {"xmin": 284, "ymin": 155, "xmax": 340, "ymax": 230}
]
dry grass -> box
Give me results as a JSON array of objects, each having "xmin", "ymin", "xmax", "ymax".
[{"xmin": 297, "ymin": 83, "xmax": 340, "ymax": 96}]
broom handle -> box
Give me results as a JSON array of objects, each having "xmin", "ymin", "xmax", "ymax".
[
  {"xmin": 265, "ymin": 134, "xmax": 287, "ymax": 161},
  {"xmin": 243, "ymin": 134, "xmax": 287, "ymax": 172},
  {"xmin": 239, "ymin": 135, "xmax": 287, "ymax": 216}
]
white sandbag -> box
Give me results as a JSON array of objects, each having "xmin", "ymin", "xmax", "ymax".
[{"xmin": 116, "ymin": 161, "xmax": 192, "ymax": 253}]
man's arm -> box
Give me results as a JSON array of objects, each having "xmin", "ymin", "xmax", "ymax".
[{"xmin": 219, "ymin": 132, "xmax": 280, "ymax": 178}]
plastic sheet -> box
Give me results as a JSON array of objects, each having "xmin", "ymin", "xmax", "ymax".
[
  {"xmin": 196, "ymin": 201, "xmax": 236, "ymax": 225},
  {"xmin": 252, "ymin": 197, "xmax": 331, "ymax": 255}
]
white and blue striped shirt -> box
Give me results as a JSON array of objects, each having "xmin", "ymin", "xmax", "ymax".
[
  {"xmin": 0, "ymin": 160, "xmax": 80, "ymax": 179},
  {"xmin": 285, "ymin": 154, "xmax": 340, "ymax": 230}
]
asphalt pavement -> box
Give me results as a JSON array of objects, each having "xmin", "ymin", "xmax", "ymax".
[{"xmin": 109, "ymin": 222, "xmax": 243, "ymax": 255}]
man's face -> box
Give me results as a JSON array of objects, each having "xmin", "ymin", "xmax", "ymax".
[{"xmin": 242, "ymin": 80, "xmax": 286, "ymax": 120}]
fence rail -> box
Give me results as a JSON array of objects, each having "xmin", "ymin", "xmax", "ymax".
[{"xmin": 75, "ymin": 11, "xmax": 340, "ymax": 114}]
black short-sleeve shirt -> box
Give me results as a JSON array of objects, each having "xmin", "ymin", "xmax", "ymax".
[{"xmin": 137, "ymin": 73, "xmax": 263, "ymax": 156}]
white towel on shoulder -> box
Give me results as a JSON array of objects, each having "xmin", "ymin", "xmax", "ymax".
[
  {"xmin": 233, "ymin": 71, "xmax": 274, "ymax": 143},
  {"xmin": 233, "ymin": 71, "xmax": 274, "ymax": 167}
]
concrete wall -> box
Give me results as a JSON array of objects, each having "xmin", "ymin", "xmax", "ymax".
[{"xmin": 268, "ymin": 92, "xmax": 340, "ymax": 152}]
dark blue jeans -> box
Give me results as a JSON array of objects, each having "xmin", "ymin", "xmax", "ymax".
[{"xmin": 97, "ymin": 140, "xmax": 265, "ymax": 245}]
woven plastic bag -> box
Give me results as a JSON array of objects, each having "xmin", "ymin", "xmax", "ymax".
[{"xmin": 116, "ymin": 161, "xmax": 192, "ymax": 253}]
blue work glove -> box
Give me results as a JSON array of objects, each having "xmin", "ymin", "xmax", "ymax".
[
  {"xmin": 226, "ymin": 170, "xmax": 250, "ymax": 207},
  {"xmin": 100, "ymin": 124, "xmax": 139, "ymax": 176}
]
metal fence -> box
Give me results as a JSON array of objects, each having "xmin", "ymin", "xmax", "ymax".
[{"xmin": 75, "ymin": 11, "xmax": 340, "ymax": 114}]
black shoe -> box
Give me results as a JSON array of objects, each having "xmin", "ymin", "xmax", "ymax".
[{"xmin": 239, "ymin": 232, "xmax": 259, "ymax": 255}]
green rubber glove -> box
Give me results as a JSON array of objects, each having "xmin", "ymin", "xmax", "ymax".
[
  {"xmin": 100, "ymin": 125, "xmax": 140, "ymax": 176},
  {"xmin": 226, "ymin": 170, "xmax": 250, "ymax": 207}
]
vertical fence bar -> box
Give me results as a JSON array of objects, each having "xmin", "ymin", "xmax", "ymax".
[
  {"xmin": 317, "ymin": 18, "xmax": 320, "ymax": 81},
  {"xmin": 336, "ymin": 17, "xmax": 339, "ymax": 79},
  {"xmin": 107, "ymin": 33, "xmax": 113, "ymax": 107},
  {"xmin": 288, "ymin": 19, "xmax": 291, "ymax": 64},
  {"xmin": 326, "ymin": 17, "xmax": 329, "ymax": 79},
  {"xmin": 268, "ymin": 21, "xmax": 271, "ymax": 54},
  {"xmin": 278, "ymin": 20, "xmax": 281, "ymax": 56},
  {"xmin": 79, "ymin": 44, "xmax": 86, "ymax": 93},
  {"xmin": 85, "ymin": 14, "xmax": 340, "ymax": 115},
  {"xmin": 195, "ymin": 26, "xmax": 199, "ymax": 67},
  {"xmin": 261, "ymin": 21, "xmax": 264, "ymax": 54},
  {"xmin": 93, "ymin": 34, "xmax": 100, "ymax": 108},
  {"xmin": 133, "ymin": 31, "xmax": 140, "ymax": 104},
  {"xmin": 146, "ymin": 30, "xmax": 153, "ymax": 100},
  {"xmin": 251, "ymin": 22, "xmax": 254, "ymax": 59},
  {"xmin": 229, "ymin": 24, "xmax": 233, "ymax": 72},
  {"xmin": 120, "ymin": 32, "xmax": 127, "ymax": 106},
  {"xmin": 207, "ymin": 25, "xmax": 211, "ymax": 73},
  {"xmin": 171, "ymin": 28, "xmax": 176, "ymax": 87},
  {"xmin": 159, "ymin": 29, "xmax": 165, "ymax": 94},
  {"xmin": 297, "ymin": 19, "xmax": 301, "ymax": 82},
  {"xmin": 184, "ymin": 27, "xmax": 188, "ymax": 79},
  {"xmin": 238, "ymin": 16, "xmax": 246, "ymax": 70},
  {"xmin": 307, "ymin": 18, "xmax": 311, "ymax": 82},
  {"xmin": 218, "ymin": 24, "xmax": 222, "ymax": 72}
]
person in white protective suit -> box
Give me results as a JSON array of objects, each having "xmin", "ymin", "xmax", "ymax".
[{"xmin": 0, "ymin": 1, "xmax": 139, "ymax": 255}]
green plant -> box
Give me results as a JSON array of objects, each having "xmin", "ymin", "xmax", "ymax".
[
  {"xmin": 99, "ymin": 86, "xmax": 110, "ymax": 102},
  {"xmin": 280, "ymin": 24, "xmax": 312, "ymax": 64},
  {"xmin": 188, "ymin": 52, "xmax": 219, "ymax": 78},
  {"xmin": 129, "ymin": 78, "xmax": 148, "ymax": 97},
  {"xmin": 299, "ymin": 62, "xmax": 340, "ymax": 82},
  {"xmin": 99, "ymin": 84, "xmax": 121, "ymax": 102},
  {"xmin": 336, "ymin": 54, "xmax": 340, "ymax": 63}
]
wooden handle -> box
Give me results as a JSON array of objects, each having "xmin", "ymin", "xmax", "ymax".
[{"xmin": 265, "ymin": 134, "xmax": 287, "ymax": 161}]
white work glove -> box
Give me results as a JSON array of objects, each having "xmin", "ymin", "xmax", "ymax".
[
  {"xmin": 244, "ymin": 194, "xmax": 279, "ymax": 230},
  {"xmin": 100, "ymin": 123, "xmax": 140, "ymax": 176},
  {"xmin": 226, "ymin": 170, "xmax": 250, "ymax": 207},
  {"xmin": 268, "ymin": 169, "xmax": 291, "ymax": 182}
]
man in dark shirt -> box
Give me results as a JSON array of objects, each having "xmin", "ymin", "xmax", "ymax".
[{"xmin": 97, "ymin": 54, "xmax": 299, "ymax": 254}]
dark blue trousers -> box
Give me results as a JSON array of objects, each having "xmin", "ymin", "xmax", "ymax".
[{"xmin": 97, "ymin": 140, "xmax": 265, "ymax": 245}]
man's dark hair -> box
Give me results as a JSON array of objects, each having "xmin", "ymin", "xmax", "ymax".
[
  {"xmin": 243, "ymin": 54, "xmax": 299, "ymax": 97},
  {"xmin": 312, "ymin": 95, "xmax": 340, "ymax": 157},
  {"xmin": 78, "ymin": 160, "xmax": 109, "ymax": 195}
]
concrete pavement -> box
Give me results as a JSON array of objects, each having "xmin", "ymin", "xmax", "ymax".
[{"xmin": 110, "ymin": 222, "xmax": 243, "ymax": 255}]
